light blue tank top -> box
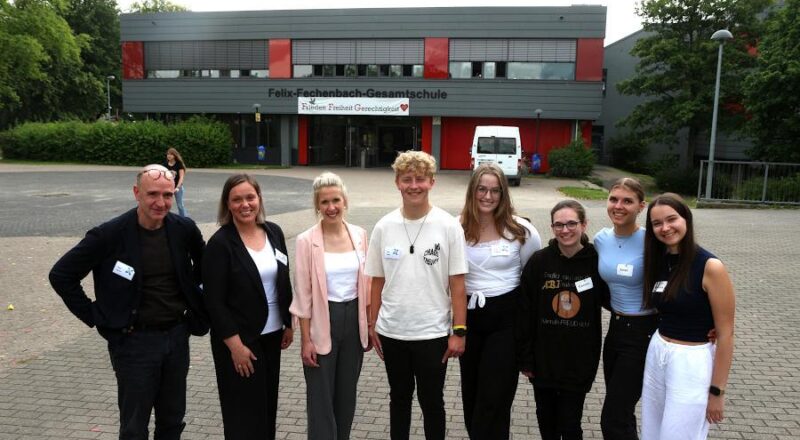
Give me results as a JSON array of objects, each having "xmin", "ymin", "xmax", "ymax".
[{"xmin": 594, "ymin": 227, "xmax": 655, "ymax": 315}]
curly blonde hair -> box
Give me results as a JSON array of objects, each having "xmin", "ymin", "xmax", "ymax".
[{"xmin": 391, "ymin": 150, "xmax": 436, "ymax": 178}]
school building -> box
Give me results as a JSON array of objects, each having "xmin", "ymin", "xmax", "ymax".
[{"xmin": 119, "ymin": 6, "xmax": 606, "ymax": 171}]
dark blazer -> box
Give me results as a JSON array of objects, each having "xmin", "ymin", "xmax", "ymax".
[
  {"xmin": 49, "ymin": 208, "xmax": 208, "ymax": 336},
  {"xmin": 202, "ymin": 221, "xmax": 293, "ymax": 345}
]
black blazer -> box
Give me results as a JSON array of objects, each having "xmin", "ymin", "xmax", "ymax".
[
  {"xmin": 49, "ymin": 208, "xmax": 208, "ymax": 336},
  {"xmin": 202, "ymin": 221, "xmax": 292, "ymax": 345}
]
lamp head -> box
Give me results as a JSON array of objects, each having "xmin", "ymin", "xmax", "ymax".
[
  {"xmin": 106, "ymin": 75, "xmax": 116, "ymax": 81},
  {"xmin": 534, "ymin": 108, "xmax": 543, "ymax": 117},
  {"xmin": 711, "ymin": 29, "xmax": 733, "ymax": 42}
]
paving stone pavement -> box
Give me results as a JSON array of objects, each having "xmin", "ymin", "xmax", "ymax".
[{"xmin": 0, "ymin": 164, "xmax": 798, "ymax": 439}]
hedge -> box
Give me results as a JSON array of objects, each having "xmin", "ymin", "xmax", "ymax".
[
  {"xmin": 0, "ymin": 119, "xmax": 233, "ymax": 167},
  {"xmin": 547, "ymin": 138, "xmax": 596, "ymax": 178}
]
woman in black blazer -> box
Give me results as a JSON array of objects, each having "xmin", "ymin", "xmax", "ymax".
[{"xmin": 203, "ymin": 173, "xmax": 294, "ymax": 440}]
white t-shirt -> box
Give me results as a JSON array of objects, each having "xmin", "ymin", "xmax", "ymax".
[
  {"xmin": 365, "ymin": 206, "xmax": 468, "ymax": 340},
  {"xmin": 246, "ymin": 237, "xmax": 283, "ymax": 334},
  {"xmin": 324, "ymin": 251, "xmax": 359, "ymax": 303},
  {"xmin": 464, "ymin": 216, "xmax": 542, "ymax": 298}
]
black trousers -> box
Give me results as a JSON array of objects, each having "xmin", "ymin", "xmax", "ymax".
[
  {"xmin": 459, "ymin": 290, "xmax": 519, "ymax": 440},
  {"xmin": 379, "ymin": 335, "xmax": 448, "ymax": 440},
  {"xmin": 211, "ymin": 329, "xmax": 283, "ymax": 440},
  {"xmin": 533, "ymin": 386, "xmax": 587, "ymax": 440},
  {"xmin": 107, "ymin": 322, "xmax": 189, "ymax": 440},
  {"xmin": 601, "ymin": 313, "xmax": 658, "ymax": 440}
]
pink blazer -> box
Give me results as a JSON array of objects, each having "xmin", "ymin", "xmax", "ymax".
[{"xmin": 290, "ymin": 222, "xmax": 370, "ymax": 354}]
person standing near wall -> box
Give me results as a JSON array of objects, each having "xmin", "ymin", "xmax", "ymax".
[
  {"xmin": 291, "ymin": 172, "xmax": 371, "ymax": 440},
  {"xmin": 164, "ymin": 147, "xmax": 187, "ymax": 217},
  {"xmin": 365, "ymin": 151, "xmax": 468, "ymax": 440},
  {"xmin": 458, "ymin": 163, "xmax": 541, "ymax": 439}
]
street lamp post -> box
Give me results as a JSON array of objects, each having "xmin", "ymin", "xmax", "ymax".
[
  {"xmin": 105, "ymin": 75, "xmax": 115, "ymax": 120},
  {"xmin": 533, "ymin": 108, "xmax": 543, "ymax": 173},
  {"xmin": 705, "ymin": 29, "xmax": 733, "ymax": 199},
  {"xmin": 252, "ymin": 103, "xmax": 262, "ymax": 160}
]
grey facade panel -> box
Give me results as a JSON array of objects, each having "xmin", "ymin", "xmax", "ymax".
[
  {"xmin": 120, "ymin": 7, "xmax": 606, "ymax": 41},
  {"xmin": 122, "ymin": 79, "xmax": 602, "ymax": 120},
  {"xmin": 145, "ymin": 40, "xmax": 268, "ymax": 69},
  {"xmin": 449, "ymin": 39, "xmax": 509, "ymax": 61}
]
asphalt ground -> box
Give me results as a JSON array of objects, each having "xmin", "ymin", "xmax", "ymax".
[{"xmin": 0, "ymin": 163, "xmax": 798, "ymax": 439}]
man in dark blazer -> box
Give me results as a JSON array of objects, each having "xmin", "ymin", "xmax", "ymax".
[{"xmin": 49, "ymin": 164, "xmax": 208, "ymax": 440}]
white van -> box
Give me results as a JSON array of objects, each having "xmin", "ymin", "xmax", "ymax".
[{"xmin": 470, "ymin": 126, "xmax": 523, "ymax": 186}]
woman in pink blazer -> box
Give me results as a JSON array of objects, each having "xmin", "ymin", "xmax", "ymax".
[{"xmin": 290, "ymin": 172, "xmax": 371, "ymax": 440}]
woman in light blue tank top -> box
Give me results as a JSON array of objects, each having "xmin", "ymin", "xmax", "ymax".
[{"xmin": 594, "ymin": 177, "xmax": 657, "ymax": 440}]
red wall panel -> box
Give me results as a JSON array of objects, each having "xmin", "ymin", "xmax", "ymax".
[
  {"xmin": 424, "ymin": 38, "xmax": 449, "ymax": 79},
  {"xmin": 298, "ymin": 115, "xmax": 309, "ymax": 165},
  {"xmin": 440, "ymin": 117, "xmax": 573, "ymax": 173},
  {"xmin": 421, "ymin": 117, "xmax": 432, "ymax": 154},
  {"xmin": 269, "ymin": 39, "xmax": 292, "ymax": 79},
  {"xmin": 575, "ymin": 38, "xmax": 604, "ymax": 81},
  {"xmin": 581, "ymin": 121, "xmax": 592, "ymax": 146},
  {"xmin": 121, "ymin": 42, "xmax": 144, "ymax": 80}
]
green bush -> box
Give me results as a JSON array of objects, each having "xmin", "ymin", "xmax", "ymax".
[
  {"xmin": 0, "ymin": 120, "xmax": 232, "ymax": 167},
  {"xmin": 652, "ymin": 155, "xmax": 699, "ymax": 195},
  {"xmin": 735, "ymin": 173, "xmax": 800, "ymax": 202},
  {"xmin": 547, "ymin": 139, "xmax": 596, "ymax": 178},
  {"xmin": 609, "ymin": 134, "xmax": 652, "ymax": 174}
]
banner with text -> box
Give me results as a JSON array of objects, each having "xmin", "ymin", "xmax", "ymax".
[{"xmin": 298, "ymin": 97, "xmax": 409, "ymax": 116}]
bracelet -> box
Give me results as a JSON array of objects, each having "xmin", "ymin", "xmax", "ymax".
[{"xmin": 452, "ymin": 325, "xmax": 467, "ymax": 330}]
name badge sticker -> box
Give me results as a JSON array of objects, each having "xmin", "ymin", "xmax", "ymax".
[
  {"xmin": 491, "ymin": 243, "xmax": 511, "ymax": 257},
  {"xmin": 653, "ymin": 281, "xmax": 668, "ymax": 293},
  {"xmin": 617, "ymin": 263, "xmax": 634, "ymax": 277},
  {"xmin": 384, "ymin": 247, "xmax": 402, "ymax": 260},
  {"xmin": 574, "ymin": 277, "xmax": 594, "ymax": 293},
  {"xmin": 275, "ymin": 249, "xmax": 288, "ymax": 266},
  {"xmin": 112, "ymin": 261, "xmax": 135, "ymax": 281}
]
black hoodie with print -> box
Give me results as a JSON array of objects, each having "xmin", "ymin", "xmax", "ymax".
[{"xmin": 515, "ymin": 239, "xmax": 608, "ymax": 393}]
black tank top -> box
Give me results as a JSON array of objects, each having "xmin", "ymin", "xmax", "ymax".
[{"xmin": 651, "ymin": 247, "xmax": 716, "ymax": 342}]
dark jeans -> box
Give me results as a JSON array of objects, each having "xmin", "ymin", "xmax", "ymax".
[
  {"xmin": 379, "ymin": 335, "xmax": 449, "ymax": 440},
  {"xmin": 210, "ymin": 329, "xmax": 283, "ymax": 440},
  {"xmin": 533, "ymin": 386, "xmax": 587, "ymax": 440},
  {"xmin": 601, "ymin": 312, "xmax": 658, "ymax": 440},
  {"xmin": 459, "ymin": 290, "xmax": 518, "ymax": 440},
  {"xmin": 106, "ymin": 323, "xmax": 190, "ymax": 440},
  {"xmin": 304, "ymin": 299, "xmax": 364, "ymax": 440}
]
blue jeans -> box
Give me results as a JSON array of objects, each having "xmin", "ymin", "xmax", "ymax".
[
  {"xmin": 174, "ymin": 186, "xmax": 187, "ymax": 217},
  {"xmin": 106, "ymin": 323, "xmax": 190, "ymax": 440}
]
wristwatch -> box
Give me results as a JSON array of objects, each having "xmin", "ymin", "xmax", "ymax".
[
  {"xmin": 709, "ymin": 385, "xmax": 725, "ymax": 396},
  {"xmin": 452, "ymin": 325, "xmax": 467, "ymax": 337}
]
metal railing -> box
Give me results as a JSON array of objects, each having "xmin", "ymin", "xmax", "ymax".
[{"xmin": 697, "ymin": 160, "xmax": 800, "ymax": 205}]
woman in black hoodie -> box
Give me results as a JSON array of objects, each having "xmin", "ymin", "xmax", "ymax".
[{"xmin": 516, "ymin": 199, "xmax": 608, "ymax": 440}]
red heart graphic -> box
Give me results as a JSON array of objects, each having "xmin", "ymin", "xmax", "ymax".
[{"xmin": 400, "ymin": 104, "xmax": 409, "ymax": 111}]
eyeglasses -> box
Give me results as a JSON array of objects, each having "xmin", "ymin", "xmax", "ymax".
[
  {"xmin": 551, "ymin": 221, "xmax": 581, "ymax": 231},
  {"xmin": 476, "ymin": 186, "xmax": 502, "ymax": 197},
  {"xmin": 138, "ymin": 168, "xmax": 175, "ymax": 181}
]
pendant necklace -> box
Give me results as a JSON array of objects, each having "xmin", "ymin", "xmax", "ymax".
[
  {"xmin": 402, "ymin": 210, "xmax": 429, "ymax": 254},
  {"xmin": 614, "ymin": 228, "xmax": 634, "ymax": 248}
]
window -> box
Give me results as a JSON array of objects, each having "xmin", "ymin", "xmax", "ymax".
[
  {"xmin": 472, "ymin": 62, "xmax": 483, "ymax": 78},
  {"xmin": 335, "ymin": 65, "xmax": 345, "ymax": 76},
  {"xmin": 390, "ymin": 65, "xmax": 403, "ymax": 77},
  {"xmin": 482, "ymin": 62, "xmax": 496, "ymax": 79},
  {"xmin": 366, "ymin": 64, "xmax": 379, "ymax": 77},
  {"xmin": 322, "ymin": 65, "xmax": 336, "ymax": 77},
  {"xmin": 294, "ymin": 65, "xmax": 312, "ymax": 78},
  {"xmin": 345, "ymin": 64, "xmax": 357, "ymax": 77},
  {"xmin": 449, "ymin": 62, "xmax": 472, "ymax": 78},
  {"xmin": 379, "ymin": 64, "xmax": 390, "ymax": 76},
  {"xmin": 147, "ymin": 70, "xmax": 180, "ymax": 78},
  {"xmin": 477, "ymin": 137, "xmax": 517, "ymax": 154},
  {"xmin": 250, "ymin": 69, "xmax": 268, "ymax": 78},
  {"xmin": 507, "ymin": 62, "xmax": 574, "ymax": 80},
  {"xmin": 412, "ymin": 64, "xmax": 424, "ymax": 77}
]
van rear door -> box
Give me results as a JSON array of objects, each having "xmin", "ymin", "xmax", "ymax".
[{"xmin": 475, "ymin": 136, "xmax": 518, "ymax": 176}]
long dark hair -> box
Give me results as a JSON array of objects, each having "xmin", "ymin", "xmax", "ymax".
[
  {"xmin": 643, "ymin": 193, "xmax": 697, "ymax": 308},
  {"xmin": 460, "ymin": 163, "xmax": 527, "ymax": 245},
  {"xmin": 166, "ymin": 147, "xmax": 185, "ymax": 168},
  {"xmin": 549, "ymin": 199, "xmax": 590, "ymax": 246}
]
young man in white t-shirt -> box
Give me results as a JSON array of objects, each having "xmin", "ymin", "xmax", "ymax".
[{"xmin": 366, "ymin": 150, "xmax": 468, "ymax": 440}]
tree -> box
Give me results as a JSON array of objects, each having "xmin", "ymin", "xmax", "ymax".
[
  {"xmin": 63, "ymin": 0, "xmax": 121, "ymax": 117},
  {"xmin": 127, "ymin": 0, "xmax": 187, "ymax": 13},
  {"xmin": 0, "ymin": 0, "xmax": 103, "ymax": 128},
  {"xmin": 617, "ymin": 0, "xmax": 771, "ymax": 168},
  {"xmin": 742, "ymin": 0, "xmax": 800, "ymax": 162}
]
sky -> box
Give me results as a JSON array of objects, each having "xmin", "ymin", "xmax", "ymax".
[{"xmin": 117, "ymin": 0, "xmax": 643, "ymax": 46}]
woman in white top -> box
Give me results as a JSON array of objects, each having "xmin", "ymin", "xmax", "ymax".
[
  {"xmin": 458, "ymin": 163, "xmax": 541, "ymax": 439},
  {"xmin": 290, "ymin": 172, "xmax": 371, "ymax": 440}
]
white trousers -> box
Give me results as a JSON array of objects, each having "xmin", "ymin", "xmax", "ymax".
[{"xmin": 641, "ymin": 330, "xmax": 715, "ymax": 440}]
